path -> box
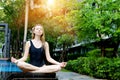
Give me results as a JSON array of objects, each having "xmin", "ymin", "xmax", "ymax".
[{"xmin": 56, "ymin": 71, "xmax": 106, "ymax": 80}]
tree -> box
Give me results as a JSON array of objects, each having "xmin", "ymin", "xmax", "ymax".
[
  {"xmin": 0, "ymin": 1, "xmax": 6, "ymax": 22},
  {"xmin": 2, "ymin": 0, "xmax": 25, "ymax": 57},
  {"xmin": 72, "ymin": 0, "xmax": 120, "ymax": 57},
  {"xmin": 57, "ymin": 33, "xmax": 74, "ymax": 61},
  {"xmin": 40, "ymin": 0, "xmax": 76, "ymax": 61},
  {"xmin": 1, "ymin": 0, "xmax": 76, "ymax": 60}
]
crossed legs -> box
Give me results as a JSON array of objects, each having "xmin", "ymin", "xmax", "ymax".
[
  {"xmin": 30, "ymin": 65, "xmax": 61, "ymax": 73},
  {"xmin": 11, "ymin": 58, "xmax": 61, "ymax": 73}
]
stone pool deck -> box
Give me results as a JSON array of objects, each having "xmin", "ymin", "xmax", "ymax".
[{"xmin": 56, "ymin": 71, "xmax": 107, "ymax": 80}]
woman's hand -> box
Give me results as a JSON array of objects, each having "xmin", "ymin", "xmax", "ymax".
[{"xmin": 59, "ymin": 62, "xmax": 67, "ymax": 68}]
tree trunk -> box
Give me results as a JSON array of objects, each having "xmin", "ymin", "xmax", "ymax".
[
  {"xmin": 101, "ymin": 46, "xmax": 105, "ymax": 57},
  {"xmin": 100, "ymin": 39, "xmax": 105, "ymax": 57},
  {"xmin": 59, "ymin": 44, "xmax": 66, "ymax": 62},
  {"xmin": 113, "ymin": 42, "xmax": 119, "ymax": 57}
]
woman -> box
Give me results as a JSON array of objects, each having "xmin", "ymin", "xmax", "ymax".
[{"xmin": 11, "ymin": 24, "xmax": 67, "ymax": 73}]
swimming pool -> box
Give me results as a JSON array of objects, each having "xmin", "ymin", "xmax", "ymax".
[
  {"xmin": 0, "ymin": 59, "xmax": 58, "ymax": 80},
  {"xmin": 0, "ymin": 59, "xmax": 22, "ymax": 72},
  {"xmin": 0, "ymin": 59, "xmax": 22, "ymax": 80}
]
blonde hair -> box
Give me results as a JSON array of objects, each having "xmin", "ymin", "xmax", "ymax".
[{"xmin": 32, "ymin": 24, "xmax": 45, "ymax": 43}]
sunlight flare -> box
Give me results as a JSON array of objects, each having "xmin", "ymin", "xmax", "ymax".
[{"xmin": 47, "ymin": 0, "xmax": 54, "ymax": 6}]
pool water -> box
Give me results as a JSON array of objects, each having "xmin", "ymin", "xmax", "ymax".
[
  {"xmin": 0, "ymin": 60, "xmax": 22, "ymax": 72},
  {"xmin": 0, "ymin": 60, "xmax": 58, "ymax": 80}
]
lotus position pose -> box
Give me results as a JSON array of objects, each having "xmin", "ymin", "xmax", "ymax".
[{"xmin": 11, "ymin": 24, "xmax": 67, "ymax": 73}]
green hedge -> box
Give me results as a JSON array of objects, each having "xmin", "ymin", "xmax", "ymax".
[
  {"xmin": 86, "ymin": 49, "xmax": 101, "ymax": 57},
  {"xmin": 65, "ymin": 57, "xmax": 120, "ymax": 80},
  {"xmin": 86, "ymin": 48, "xmax": 114, "ymax": 58}
]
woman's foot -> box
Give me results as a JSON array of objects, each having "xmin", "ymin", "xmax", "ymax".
[{"xmin": 11, "ymin": 57, "xmax": 17, "ymax": 63}]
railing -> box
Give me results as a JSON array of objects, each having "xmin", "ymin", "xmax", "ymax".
[{"xmin": 0, "ymin": 23, "xmax": 11, "ymax": 58}]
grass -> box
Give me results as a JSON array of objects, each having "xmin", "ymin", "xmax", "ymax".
[{"xmin": 61, "ymin": 68, "xmax": 71, "ymax": 72}]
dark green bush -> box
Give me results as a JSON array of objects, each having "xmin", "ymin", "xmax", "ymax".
[
  {"xmin": 67, "ymin": 53, "xmax": 81, "ymax": 60},
  {"xmin": 108, "ymin": 58, "xmax": 120, "ymax": 80},
  {"xmin": 86, "ymin": 57, "xmax": 97, "ymax": 76},
  {"xmin": 94, "ymin": 57, "xmax": 111, "ymax": 78},
  {"xmin": 86, "ymin": 49, "xmax": 101, "ymax": 57},
  {"xmin": 77, "ymin": 57, "xmax": 87, "ymax": 74},
  {"xmin": 104, "ymin": 48, "xmax": 114, "ymax": 58},
  {"xmin": 66, "ymin": 60, "xmax": 79, "ymax": 72},
  {"xmin": 86, "ymin": 48, "xmax": 116, "ymax": 58},
  {"xmin": 65, "ymin": 57, "xmax": 120, "ymax": 79},
  {"xmin": 78, "ymin": 57, "xmax": 93, "ymax": 75},
  {"xmin": 118, "ymin": 48, "xmax": 120, "ymax": 56}
]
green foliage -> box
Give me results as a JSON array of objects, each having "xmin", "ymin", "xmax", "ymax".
[
  {"xmin": 0, "ymin": 1, "xmax": 5, "ymax": 21},
  {"xmin": 67, "ymin": 53, "xmax": 81, "ymax": 60},
  {"xmin": 0, "ymin": 32, "xmax": 4, "ymax": 44},
  {"xmin": 71, "ymin": 0, "xmax": 120, "ymax": 42},
  {"xmin": 61, "ymin": 68, "xmax": 71, "ymax": 72},
  {"xmin": 104, "ymin": 48, "xmax": 114, "ymax": 57},
  {"xmin": 108, "ymin": 58, "xmax": 120, "ymax": 80},
  {"xmin": 1, "ymin": 0, "xmax": 76, "ymax": 55},
  {"xmin": 95, "ymin": 57, "xmax": 111, "ymax": 78},
  {"xmin": 0, "ymin": 43, "xmax": 2, "ymax": 48},
  {"xmin": 86, "ymin": 48, "xmax": 114, "ymax": 58},
  {"xmin": 66, "ymin": 59, "xmax": 79, "ymax": 72},
  {"xmin": 0, "ymin": 9, "xmax": 5, "ymax": 22},
  {"xmin": 65, "ymin": 57, "xmax": 120, "ymax": 79},
  {"xmin": 86, "ymin": 49, "xmax": 101, "ymax": 57},
  {"xmin": 78, "ymin": 57, "xmax": 91, "ymax": 75},
  {"xmin": 118, "ymin": 48, "xmax": 120, "ymax": 56},
  {"xmin": 57, "ymin": 34, "xmax": 74, "ymax": 48},
  {"xmin": 3, "ymin": 0, "xmax": 25, "ymax": 25}
]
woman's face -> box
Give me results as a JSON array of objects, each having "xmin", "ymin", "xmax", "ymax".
[{"xmin": 33, "ymin": 25, "xmax": 43, "ymax": 36}]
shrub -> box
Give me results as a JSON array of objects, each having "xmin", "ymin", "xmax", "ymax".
[
  {"xmin": 94, "ymin": 57, "xmax": 111, "ymax": 78},
  {"xmin": 65, "ymin": 57, "xmax": 120, "ymax": 79},
  {"xmin": 66, "ymin": 60, "xmax": 79, "ymax": 72},
  {"xmin": 86, "ymin": 49, "xmax": 101, "ymax": 57},
  {"xmin": 108, "ymin": 58, "xmax": 120, "ymax": 80},
  {"xmin": 67, "ymin": 53, "xmax": 81, "ymax": 60}
]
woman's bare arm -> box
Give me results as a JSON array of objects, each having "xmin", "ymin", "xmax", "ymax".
[
  {"xmin": 44, "ymin": 42, "xmax": 60, "ymax": 65},
  {"xmin": 44, "ymin": 42, "xmax": 67, "ymax": 67}
]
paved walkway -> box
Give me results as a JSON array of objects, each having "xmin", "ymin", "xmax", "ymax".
[{"xmin": 56, "ymin": 71, "xmax": 106, "ymax": 80}]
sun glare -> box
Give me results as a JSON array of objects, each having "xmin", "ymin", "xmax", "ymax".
[{"xmin": 47, "ymin": 0, "xmax": 54, "ymax": 6}]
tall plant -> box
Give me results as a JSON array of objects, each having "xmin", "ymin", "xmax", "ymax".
[
  {"xmin": 2, "ymin": 0, "xmax": 25, "ymax": 56},
  {"xmin": 71, "ymin": 0, "xmax": 120, "ymax": 57}
]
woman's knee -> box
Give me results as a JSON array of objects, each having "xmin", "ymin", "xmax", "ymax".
[
  {"xmin": 56, "ymin": 65, "xmax": 61, "ymax": 71},
  {"xmin": 17, "ymin": 61, "xmax": 25, "ymax": 68}
]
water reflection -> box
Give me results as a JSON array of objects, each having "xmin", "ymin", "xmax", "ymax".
[{"xmin": 0, "ymin": 59, "xmax": 22, "ymax": 80}]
